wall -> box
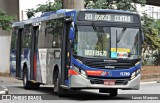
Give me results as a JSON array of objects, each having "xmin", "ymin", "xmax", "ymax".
[
  {"xmin": 0, "ymin": 0, "xmax": 19, "ymax": 20},
  {"xmin": 0, "ymin": 35, "xmax": 11, "ymax": 75},
  {"xmin": 0, "ymin": 0, "xmax": 19, "ymax": 75}
]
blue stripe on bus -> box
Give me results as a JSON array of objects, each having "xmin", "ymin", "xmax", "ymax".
[{"xmin": 72, "ymin": 56, "xmax": 141, "ymax": 78}]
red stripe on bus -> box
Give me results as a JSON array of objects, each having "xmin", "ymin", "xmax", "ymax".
[
  {"xmin": 68, "ymin": 70, "xmax": 78, "ymax": 75},
  {"xmin": 86, "ymin": 70, "xmax": 103, "ymax": 76},
  {"xmin": 34, "ymin": 53, "xmax": 36, "ymax": 80}
]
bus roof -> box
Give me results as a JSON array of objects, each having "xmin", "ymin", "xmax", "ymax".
[
  {"xmin": 56, "ymin": 9, "xmax": 136, "ymax": 15},
  {"xmin": 12, "ymin": 9, "xmax": 137, "ymax": 27}
]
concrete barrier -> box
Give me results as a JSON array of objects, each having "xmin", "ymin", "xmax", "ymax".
[{"xmin": 0, "ymin": 36, "xmax": 11, "ymax": 75}]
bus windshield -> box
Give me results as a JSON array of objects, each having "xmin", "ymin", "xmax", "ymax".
[{"xmin": 74, "ymin": 26, "xmax": 140, "ymax": 59}]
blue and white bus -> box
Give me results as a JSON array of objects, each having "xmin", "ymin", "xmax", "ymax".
[{"xmin": 11, "ymin": 9, "xmax": 143, "ymax": 97}]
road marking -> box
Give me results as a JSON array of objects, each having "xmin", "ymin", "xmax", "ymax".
[
  {"xmin": 0, "ymin": 86, "xmax": 8, "ymax": 94},
  {"xmin": 140, "ymin": 81, "xmax": 157, "ymax": 84}
]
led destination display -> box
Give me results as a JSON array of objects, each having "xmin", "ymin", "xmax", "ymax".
[{"xmin": 78, "ymin": 11, "xmax": 138, "ymax": 23}]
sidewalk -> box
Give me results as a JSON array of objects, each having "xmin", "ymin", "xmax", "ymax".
[{"xmin": 0, "ymin": 76, "xmax": 22, "ymax": 84}]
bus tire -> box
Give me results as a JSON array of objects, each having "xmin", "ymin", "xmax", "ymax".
[
  {"xmin": 53, "ymin": 69, "xmax": 59, "ymax": 93},
  {"xmin": 58, "ymin": 80, "xmax": 68, "ymax": 97},
  {"xmin": 32, "ymin": 83, "xmax": 40, "ymax": 90},
  {"xmin": 109, "ymin": 89, "xmax": 118, "ymax": 97},
  {"xmin": 23, "ymin": 67, "xmax": 31, "ymax": 89},
  {"xmin": 53, "ymin": 69, "xmax": 68, "ymax": 97}
]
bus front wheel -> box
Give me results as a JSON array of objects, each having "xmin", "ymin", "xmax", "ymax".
[{"xmin": 53, "ymin": 69, "xmax": 68, "ymax": 97}]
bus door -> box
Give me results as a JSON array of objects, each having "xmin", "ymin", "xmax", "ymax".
[
  {"xmin": 16, "ymin": 29, "xmax": 23, "ymax": 79},
  {"xmin": 30, "ymin": 26, "xmax": 39, "ymax": 81},
  {"xmin": 61, "ymin": 17, "xmax": 72, "ymax": 86}
]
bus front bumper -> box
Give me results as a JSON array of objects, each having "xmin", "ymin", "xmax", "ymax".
[{"xmin": 70, "ymin": 74, "xmax": 140, "ymax": 90}]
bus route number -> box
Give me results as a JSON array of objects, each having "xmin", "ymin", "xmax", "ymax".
[{"xmin": 85, "ymin": 13, "xmax": 111, "ymax": 21}]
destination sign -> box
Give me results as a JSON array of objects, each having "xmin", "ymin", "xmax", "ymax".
[{"xmin": 78, "ymin": 12, "xmax": 134, "ymax": 23}]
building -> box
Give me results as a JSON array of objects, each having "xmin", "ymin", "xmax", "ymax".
[
  {"xmin": 0, "ymin": 0, "xmax": 19, "ymax": 21},
  {"xmin": 0, "ymin": 0, "xmax": 19, "ymax": 75},
  {"xmin": 137, "ymin": 4, "xmax": 160, "ymax": 19}
]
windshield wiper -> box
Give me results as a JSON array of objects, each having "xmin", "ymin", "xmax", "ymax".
[
  {"xmin": 92, "ymin": 23, "xmax": 105, "ymax": 56},
  {"xmin": 92, "ymin": 22, "xmax": 97, "ymax": 32},
  {"xmin": 116, "ymin": 27, "xmax": 126, "ymax": 43}
]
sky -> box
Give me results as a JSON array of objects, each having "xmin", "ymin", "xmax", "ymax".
[
  {"xmin": 19, "ymin": 0, "xmax": 55, "ymax": 20},
  {"xmin": 136, "ymin": 4, "xmax": 160, "ymax": 19}
]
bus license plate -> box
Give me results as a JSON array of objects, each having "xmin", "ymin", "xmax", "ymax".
[{"xmin": 104, "ymin": 80, "xmax": 115, "ymax": 85}]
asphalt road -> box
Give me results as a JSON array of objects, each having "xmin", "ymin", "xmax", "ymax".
[{"xmin": 0, "ymin": 77, "xmax": 160, "ymax": 103}]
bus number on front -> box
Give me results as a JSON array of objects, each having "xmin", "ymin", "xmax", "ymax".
[{"xmin": 120, "ymin": 72, "xmax": 130, "ymax": 76}]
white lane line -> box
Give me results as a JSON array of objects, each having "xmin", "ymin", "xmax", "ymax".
[
  {"xmin": 140, "ymin": 81, "xmax": 157, "ymax": 84},
  {"xmin": 0, "ymin": 86, "xmax": 8, "ymax": 94}
]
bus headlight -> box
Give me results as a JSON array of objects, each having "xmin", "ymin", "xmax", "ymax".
[
  {"xmin": 131, "ymin": 69, "xmax": 141, "ymax": 80},
  {"xmin": 131, "ymin": 72, "xmax": 136, "ymax": 80},
  {"xmin": 74, "ymin": 66, "xmax": 87, "ymax": 78},
  {"xmin": 136, "ymin": 69, "xmax": 141, "ymax": 74}
]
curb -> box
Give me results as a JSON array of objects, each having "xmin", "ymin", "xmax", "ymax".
[
  {"xmin": 140, "ymin": 81, "xmax": 158, "ymax": 84},
  {"xmin": 141, "ymin": 74, "xmax": 160, "ymax": 80},
  {"xmin": 0, "ymin": 86, "xmax": 8, "ymax": 94}
]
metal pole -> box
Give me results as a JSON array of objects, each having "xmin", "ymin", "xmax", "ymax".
[
  {"xmin": 49, "ymin": 0, "xmax": 51, "ymax": 11},
  {"xmin": 62, "ymin": 0, "xmax": 84, "ymax": 9}
]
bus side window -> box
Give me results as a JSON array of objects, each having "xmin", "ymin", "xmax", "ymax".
[
  {"xmin": 53, "ymin": 19, "xmax": 63, "ymax": 48},
  {"xmin": 23, "ymin": 25, "xmax": 32, "ymax": 48},
  {"xmin": 45, "ymin": 19, "xmax": 63, "ymax": 48},
  {"xmin": 45, "ymin": 27, "xmax": 53, "ymax": 48}
]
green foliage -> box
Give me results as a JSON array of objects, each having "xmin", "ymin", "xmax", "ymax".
[
  {"xmin": 85, "ymin": 0, "xmax": 146, "ymax": 11},
  {"xmin": 153, "ymin": 49, "xmax": 160, "ymax": 66},
  {"xmin": 154, "ymin": 19, "xmax": 160, "ymax": 38},
  {"xmin": 141, "ymin": 14, "xmax": 160, "ymax": 65},
  {"xmin": 26, "ymin": 0, "xmax": 62, "ymax": 19},
  {"xmin": 0, "ymin": 9, "xmax": 15, "ymax": 31},
  {"xmin": 26, "ymin": 9, "xmax": 35, "ymax": 19},
  {"xmin": 141, "ymin": 14, "xmax": 160, "ymax": 51}
]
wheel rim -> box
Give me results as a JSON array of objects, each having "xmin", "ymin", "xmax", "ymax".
[
  {"xmin": 54, "ymin": 71, "xmax": 59, "ymax": 92},
  {"xmin": 23, "ymin": 72, "xmax": 27, "ymax": 86},
  {"xmin": 54, "ymin": 74, "xmax": 58, "ymax": 87}
]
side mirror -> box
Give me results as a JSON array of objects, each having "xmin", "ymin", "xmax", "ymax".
[{"xmin": 69, "ymin": 27, "xmax": 75, "ymax": 41}]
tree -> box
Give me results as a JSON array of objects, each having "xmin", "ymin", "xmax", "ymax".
[
  {"xmin": 26, "ymin": 9, "xmax": 35, "ymax": 19},
  {"xmin": 153, "ymin": 49, "xmax": 160, "ymax": 66},
  {"xmin": 85, "ymin": 0, "xmax": 146, "ymax": 11},
  {"xmin": 141, "ymin": 14, "xmax": 160, "ymax": 65},
  {"xmin": 26, "ymin": 0, "xmax": 62, "ymax": 19},
  {"xmin": 141, "ymin": 14, "xmax": 160, "ymax": 51},
  {"xmin": 0, "ymin": 9, "xmax": 15, "ymax": 31}
]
